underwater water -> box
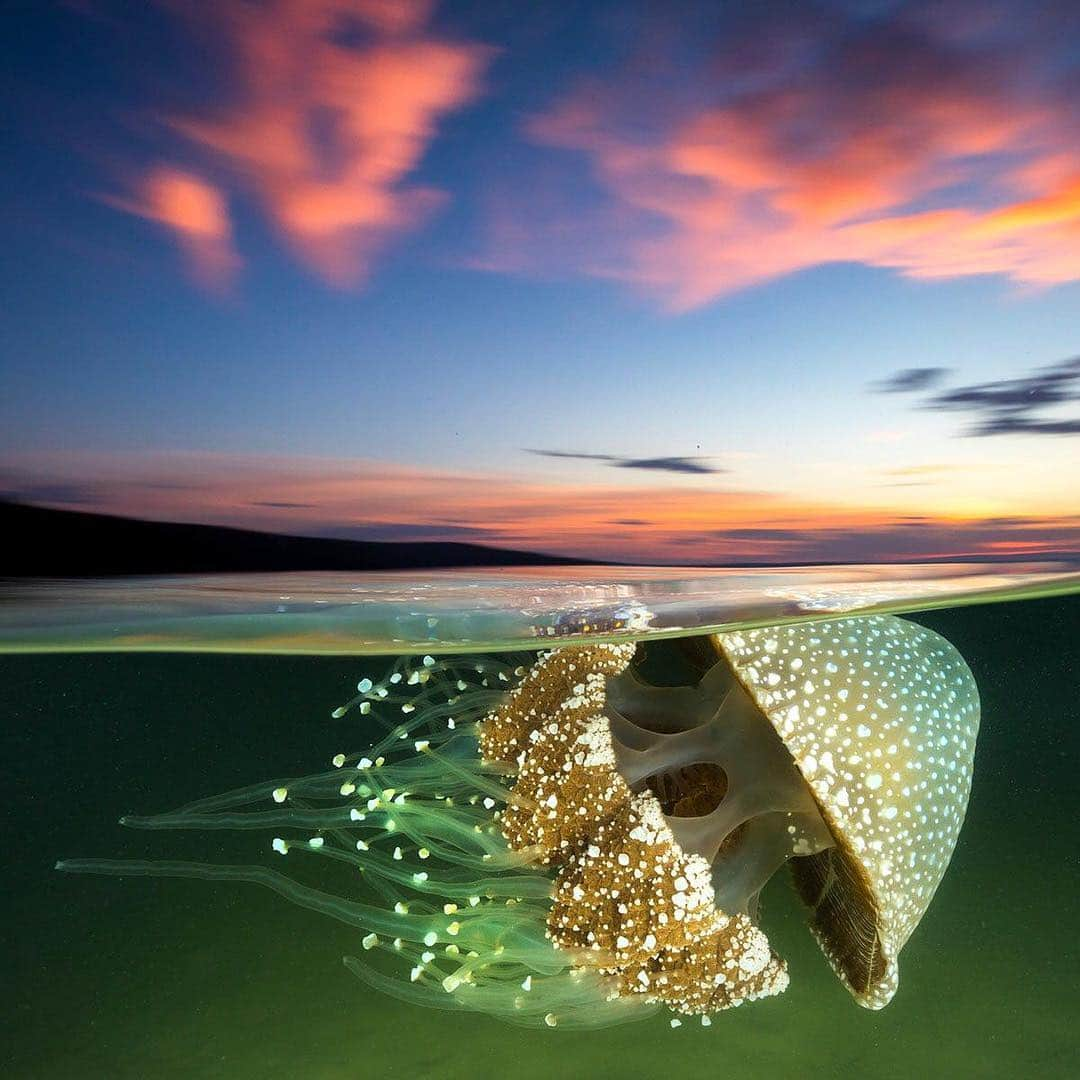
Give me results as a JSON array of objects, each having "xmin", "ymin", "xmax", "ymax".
[{"xmin": 1, "ymin": 585, "xmax": 1077, "ymax": 1079}]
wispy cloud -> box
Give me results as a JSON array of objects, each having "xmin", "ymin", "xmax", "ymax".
[
  {"xmin": 105, "ymin": 1, "xmax": 491, "ymax": 288},
  {"xmin": 526, "ymin": 450, "xmax": 723, "ymax": 475},
  {"xmin": 101, "ymin": 166, "xmax": 241, "ymax": 291},
  {"xmin": 925, "ymin": 356, "xmax": 1080, "ymax": 435},
  {"xmin": 249, "ymin": 500, "xmax": 318, "ymax": 509},
  {"xmin": 879, "ymin": 355, "xmax": 1080, "ymax": 436},
  {"xmin": 871, "ymin": 367, "xmax": 951, "ymax": 394},
  {"xmin": 479, "ymin": 1, "xmax": 1080, "ymax": 309},
  {"xmin": 881, "ymin": 463, "xmax": 995, "ymax": 478}
]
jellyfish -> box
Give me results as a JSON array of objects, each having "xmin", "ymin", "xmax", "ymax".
[{"xmin": 58, "ymin": 614, "xmax": 979, "ymax": 1028}]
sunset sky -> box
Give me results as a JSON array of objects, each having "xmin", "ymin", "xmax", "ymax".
[{"xmin": 2, "ymin": 0, "xmax": 1078, "ymax": 563}]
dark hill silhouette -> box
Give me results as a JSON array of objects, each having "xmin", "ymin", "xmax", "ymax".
[{"xmin": 0, "ymin": 501, "xmax": 595, "ymax": 577}]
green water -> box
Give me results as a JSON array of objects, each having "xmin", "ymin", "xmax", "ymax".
[{"xmin": 2, "ymin": 595, "xmax": 1077, "ymax": 1079}]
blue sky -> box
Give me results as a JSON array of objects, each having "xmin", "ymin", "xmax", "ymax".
[{"xmin": 2, "ymin": 1, "xmax": 1078, "ymax": 562}]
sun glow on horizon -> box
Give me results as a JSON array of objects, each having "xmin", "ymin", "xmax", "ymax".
[{"xmin": 3, "ymin": 449, "xmax": 1076, "ymax": 565}]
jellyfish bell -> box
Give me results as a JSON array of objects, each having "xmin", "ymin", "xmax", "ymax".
[
  {"xmin": 713, "ymin": 616, "xmax": 980, "ymax": 1008},
  {"xmin": 57, "ymin": 614, "xmax": 978, "ymax": 1029}
]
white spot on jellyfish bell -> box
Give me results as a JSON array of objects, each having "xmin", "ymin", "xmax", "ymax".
[{"xmin": 714, "ymin": 614, "xmax": 979, "ymax": 1009}]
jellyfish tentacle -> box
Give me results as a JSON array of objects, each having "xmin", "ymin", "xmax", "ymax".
[
  {"xmin": 55, "ymin": 858, "xmax": 461, "ymax": 939},
  {"xmin": 62, "ymin": 650, "xmax": 638, "ymax": 1026},
  {"xmin": 342, "ymin": 954, "xmax": 651, "ymax": 1030},
  {"xmin": 332, "ymin": 654, "xmax": 516, "ymax": 724},
  {"xmin": 120, "ymin": 807, "xmax": 355, "ymax": 831},
  {"xmin": 286, "ymin": 838, "xmax": 554, "ymax": 901}
]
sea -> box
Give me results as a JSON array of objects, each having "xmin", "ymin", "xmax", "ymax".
[{"xmin": 1, "ymin": 569, "xmax": 1077, "ymax": 1080}]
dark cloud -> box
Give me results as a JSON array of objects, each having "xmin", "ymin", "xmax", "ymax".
[
  {"xmin": 707, "ymin": 517, "xmax": 1080, "ymax": 563},
  {"xmin": 930, "ymin": 357, "xmax": 1079, "ymax": 408},
  {"xmin": 608, "ymin": 518, "xmax": 651, "ymax": 526},
  {"xmin": 870, "ymin": 367, "xmax": 951, "ymax": 394},
  {"xmin": 526, "ymin": 450, "xmax": 723, "ymax": 475},
  {"xmin": 965, "ymin": 415, "xmax": 1080, "ymax": 436},
  {"xmin": 618, "ymin": 457, "xmax": 723, "ymax": 475},
  {"xmin": 879, "ymin": 355, "xmax": 1080, "ymax": 436},
  {"xmin": 528, "ymin": 450, "xmax": 619, "ymax": 463},
  {"xmin": 249, "ymin": 500, "xmax": 317, "ymax": 509},
  {"xmin": 716, "ymin": 527, "xmax": 808, "ymax": 540},
  {"xmin": 0, "ymin": 482, "xmax": 103, "ymax": 506},
  {"xmin": 926, "ymin": 356, "xmax": 1080, "ymax": 435},
  {"xmin": 324, "ymin": 523, "xmax": 491, "ymax": 542}
]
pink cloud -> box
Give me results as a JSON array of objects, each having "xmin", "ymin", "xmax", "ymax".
[
  {"xmin": 162, "ymin": 0, "xmax": 491, "ymax": 286},
  {"xmin": 105, "ymin": 166, "xmax": 240, "ymax": 291},
  {"xmin": 490, "ymin": 8, "xmax": 1080, "ymax": 309}
]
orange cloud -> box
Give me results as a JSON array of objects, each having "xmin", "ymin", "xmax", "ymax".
[
  {"xmin": 505, "ymin": 12, "xmax": 1080, "ymax": 309},
  {"xmin": 105, "ymin": 166, "xmax": 240, "ymax": 290},
  {"xmin": 165, "ymin": 0, "xmax": 490, "ymax": 286}
]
